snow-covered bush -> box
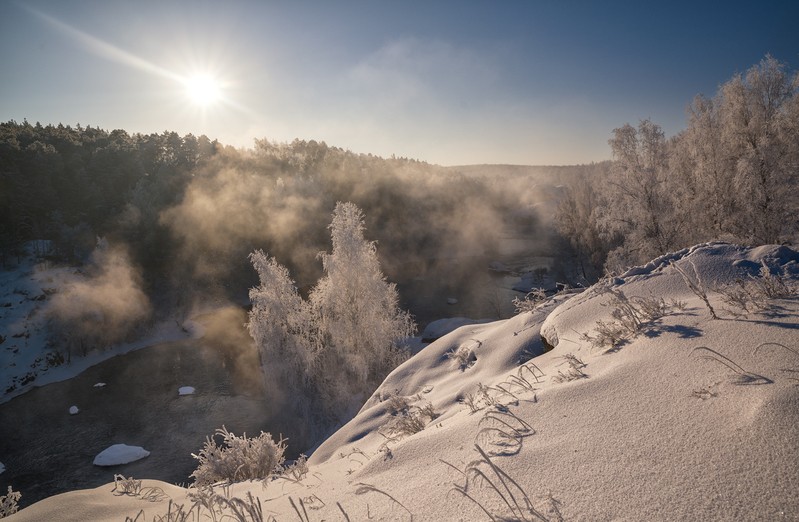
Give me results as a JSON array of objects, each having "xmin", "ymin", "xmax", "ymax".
[
  {"xmin": 248, "ymin": 202, "xmax": 416, "ymax": 432},
  {"xmin": 513, "ymin": 289, "xmax": 548, "ymax": 313},
  {"xmin": 582, "ymin": 288, "xmax": 683, "ymax": 348},
  {"xmin": 717, "ymin": 261, "xmax": 797, "ymax": 316},
  {"xmin": 0, "ymin": 486, "xmax": 21, "ymax": 518},
  {"xmin": 191, "ymin": 426, "xmax": 286, "ymax": 487}
]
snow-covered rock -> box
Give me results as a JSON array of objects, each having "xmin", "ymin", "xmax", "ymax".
[
  {"xmin": 93, "ymin": 444, "xmax": 150, "ymax": 466},
  {"xmin": 68, "ymin": 405, "xmax": 79, "ymax": 415},
  {"xmin": 178, "ymin": 386, "xmax": 195, "ymax": 396}
]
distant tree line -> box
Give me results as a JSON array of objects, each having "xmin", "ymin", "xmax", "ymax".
[
  {"xmin": 556, "ymin": 56, "xmax": 799, "ymax": 274},
  {"xmin": 0, "ymin": 121, "xmax": 218, "ymax": 267}
]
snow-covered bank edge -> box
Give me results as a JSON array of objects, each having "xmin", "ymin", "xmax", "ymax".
[
  {"xmin": 0, "ymin": 247, "xmax": 206, "ymax": 405},
  {"xmin": 1, "ymin": 318, "xmax": 203, "ymax": 405}
]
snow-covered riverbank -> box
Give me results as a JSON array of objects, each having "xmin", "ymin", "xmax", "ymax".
[{"xmin": 7, "ymin": 243, "xmax": 798, "ymax": 521}]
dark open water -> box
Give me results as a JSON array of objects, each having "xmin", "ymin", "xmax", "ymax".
[{"xmin": 0, "ymin": 309, "xmax": 285, "ymax": 509}]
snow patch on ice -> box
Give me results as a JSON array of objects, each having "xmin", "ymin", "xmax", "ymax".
[{"xmin": 93, "ymin": 444, "xmax": 150, "ymax": 466}]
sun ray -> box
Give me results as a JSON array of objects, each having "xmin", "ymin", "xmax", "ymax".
[
  {"xmin": 24, "ymin": 4, "xmax": 253, "ymax": 117},
  {"xmin": 24, "ymin": 5, "xmax": 183, "ymax": 84}
]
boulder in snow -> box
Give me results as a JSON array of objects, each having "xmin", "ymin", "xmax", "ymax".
[{"xmin": 93, "ymin": 444, "xmax": 150, "ymax": 466}]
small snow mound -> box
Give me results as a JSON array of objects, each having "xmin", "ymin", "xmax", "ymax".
[
  {"xmin": 178, "ymin": 386, "xmax": 196, "ymax": 396},
  {"xmin": 93, "ymin": 382, "xmax": 107, "ymax": 388},
  {"xmin": 93, "ymin": 444, "xmax": 150, "ymax": 466},
  {"xmin": 69, "ymin": 405, "xmax": 79, "ymax": 415}
]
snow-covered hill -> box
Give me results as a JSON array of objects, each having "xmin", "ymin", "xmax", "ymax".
[{"xmin": 6, "ymin": 243, "xmax": 799, "ymax": 521}]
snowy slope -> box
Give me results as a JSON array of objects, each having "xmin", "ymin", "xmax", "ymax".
[{"xmin": 7, "ymin": 243, "xmax": 799, "ymax": 521}]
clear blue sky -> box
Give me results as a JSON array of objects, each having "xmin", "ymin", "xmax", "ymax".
[{"xmin": 1, "ymin": 0, "xmax": 797, "ymax": 165}]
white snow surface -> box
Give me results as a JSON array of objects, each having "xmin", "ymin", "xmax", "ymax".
[
  {"xmin": 92, "ymin": 444, "xmax": 150, "ymax": 467},
  {"xmin": 419, "ymin": 316, "xmax": 493, "ymax": 341},
  {"xmin": 8, "ymin": 243, "xmax": 799, "ymax": 521},
  {"xmin": 178, "ymin": 386, "xmax": 195, "ymax": 396}
]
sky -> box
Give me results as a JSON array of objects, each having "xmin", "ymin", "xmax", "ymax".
[{"xmin": 1, "ymin": 0, "xmax": 797, "ymax": 166}]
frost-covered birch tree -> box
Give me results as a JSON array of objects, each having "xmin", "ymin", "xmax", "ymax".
[
  {"xmin": 718, "ymin": 56, "xmax": 798, "ymax": 243},
  {"xmin": 247, "ymin": 202, "xmax": 416, "ymax": 434},
  {"xmin": 247, "ymin": 250, "xmax": 317, "ymax": 416},
  {"xmin": 553, "ymin": 56, "xmax": 798, "ymax": 275},
  {"xmin": 670, "ymin": 56, "xmax": 799, "ymax": 245},
  {"xmin": 310, "ymin": 202, "xmax": 416, "ymax": 415},
  {"xmin": 599, "ymin": 119, "xmax": 680, "ymax": 269}
]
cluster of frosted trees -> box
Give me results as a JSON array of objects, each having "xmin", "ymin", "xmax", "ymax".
[
  {"xmin": 558, "ymin": 56, "xmax": 799, "ymax": 273},
  {"xmin": 247, "ymin": 202, "xmax": 416, "ymax": 437}
]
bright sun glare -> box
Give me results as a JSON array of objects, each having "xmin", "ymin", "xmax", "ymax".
[{"xmin": 184, "ymin": 74, "xmax": 222, "ymax": 105}]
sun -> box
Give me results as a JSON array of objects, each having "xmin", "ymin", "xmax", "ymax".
[{"xmin": 184, "ymin": 74, "xmax": 222, "ymax": 105}]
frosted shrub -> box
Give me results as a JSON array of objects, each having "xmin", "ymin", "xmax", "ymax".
[
  {"xmin": 282, "ymin": 454, "xmax": 309, "ymax": 482},
  {"xmin": 447, "ymin": 345, "xmax": 477, "ymax": 371},
  {"xmin": 717, "ymin": 261, "xmax": 796, "ymax": 316},
  {"xmin": 190, "ymin": 426, "xmax": 286, "ymax": 486},
  {"xmin": 382, "ymin": 402, "xmax": 438, "ymax": 439},
  {"xmin": 0, "ymin": 486, "xmax": 21, "ymax": 518},
  {"xmin": 583, "ymin": 288, "xmax": 683, "ymax": 348},
  {"xmin": 513, "ymin": 289, "xmax": 548, "ymax": 313}
]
